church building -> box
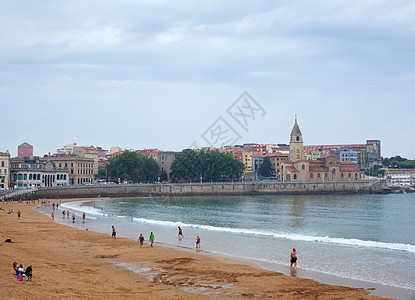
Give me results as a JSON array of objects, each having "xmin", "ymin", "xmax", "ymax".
[{"xmin": 281, "ymin": 119, "xmax": 362, "ymax": 182}]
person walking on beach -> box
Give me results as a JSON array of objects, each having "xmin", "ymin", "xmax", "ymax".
[
  {"xmin": 72, "ymin": 214, "xmax": 75, "ymax": 223},
  {"xmin": 178, "ymin": 226, "xmax": 183, "ymax": 239},
  {"xmin": 290, "ymin": 248, "xmax": 297, "ymax": 267},
  {"xmin": 149, "ymin": 232, "xmax": 154, "ymax": 247},
  {"xmin": 112, "ymin": 226, "xmax": 116, "ymax": 238},
  {"xmin": 138, "ymin": 234, "xmax": 144, "ymax": 247},
  {"xmin": 195, "ymin": 236, "xmax": 200, "ymax": 249},
  {"xmin": 17, "ymin": 210, "xmax": 21, "ymax": 219},
  {"xmin": 83, "ymin": 212, "xmax": 86, "ymax": 223}
]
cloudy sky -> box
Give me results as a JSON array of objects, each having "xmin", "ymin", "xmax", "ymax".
[{"xmin": 1, "ymin": 0, "xmax": 414, "ymax": 158}]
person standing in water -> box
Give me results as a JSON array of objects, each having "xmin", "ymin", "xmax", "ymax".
[
  {"xmin": 195, "ymin": 236, "xmax": 200, "ymax": 249},
  {"xmin": 290, "ymin": 248, "xmax": 297, "ymax": 267},
  {"xmin": 72, "ymin": 214, "xmax": 75, "ymax": 223},
  {"xmin": 178, "ymin": 226, "xmax": 183, "ymax": 239},
  {"xmin": 112, "ymin": 226, "xmax": 116, "ymax": 238},
  {"xmin": 82, "ymin": 212, "xmax": 86, "ymax": 223}
]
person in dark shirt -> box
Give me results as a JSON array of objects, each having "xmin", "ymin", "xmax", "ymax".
[{"xmin": 25, "ymin": 265, "xmax": 32, "ymax": 281}]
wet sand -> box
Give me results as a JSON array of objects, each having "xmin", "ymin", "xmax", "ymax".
[{"xmin": 0, "ymin": 199, "xmax": 391, "ymax": 299}]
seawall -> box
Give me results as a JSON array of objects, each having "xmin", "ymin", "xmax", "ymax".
[{"xmin": 30, "ymin": 180, "xmax": 387, "ymax": 199}]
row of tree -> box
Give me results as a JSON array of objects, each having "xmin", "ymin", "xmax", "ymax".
[
  {"xmin": 106, "ymin": 151, "xmax": 160, "ymax": 182},
  {"xmin": 383, "ymin": 156, "xmax": 415, "ymax": 169},
  {"xmin": 170, "ymin": 149, "xmax": 244, "ymax": 182},
  {"xmin": 104, "ymin": 149, "xmax": 245, "ymax": 183}
]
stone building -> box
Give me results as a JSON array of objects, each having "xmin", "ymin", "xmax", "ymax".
[
  {"xmin": 157, "ymin": 151, "xmax": 176, "ymax": 178},
  {"xmin": 0, "ymin": 151, "xmax": 10, "ymax": 189},
  {"xmin": 45, "ymin": 154, "xmax": 94, "ymax": 185},
  {"xmin": 10, "ymin": 156, "xmax": 69, "ymax": 188},
  {"xmin": 282, "ymin": 120, "xmax": 362, "ymax": 182}
]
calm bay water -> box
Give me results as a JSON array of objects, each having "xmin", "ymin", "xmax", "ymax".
[{"xmin": 39, "ymin": 193, "xmax": 415, "ymax": 295}]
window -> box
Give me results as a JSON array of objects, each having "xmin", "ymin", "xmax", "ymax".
[
  {"xmin": 310, "ymin": 173, "xmax": 314, "ymax": 178},
  {"xmin": 18, "ymin": 174, "xmax": 23, "ymax": 180},
  {"xmin": 324, "ymin": 173, "xmax": 328, "ymax": 178},
  {"xmin": 71, "ymin": 163, "xmax": 73, "ymax": 167},
  {"xmin": 302, "ymin": 164, "xmax": 305, "ymax": 170},
  {"xmin": 29, "ymin": 174, "xmax": 32, "ymax": 180},
  {"xmin": 341, "ymin": 173, "xmax": 344, "ymax": 178},
  {"xmin": 348, "ymin": 173, "xmax": 351, "ymax": 178},
  {"xmin": 1, "ymin": 161, "xmax": 4, "ymax": 167},
  {"xmin": 294, "ymin": 174, "xmax": 297, "ymax": 180},
  {"xmin": 317, "ymin": 173, "xmax": 321, "ymax": 178}
]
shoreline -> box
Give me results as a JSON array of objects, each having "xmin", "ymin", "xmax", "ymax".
[
  {"xmin": 38, "ymin": 198, "xmax": 413, "ymax": 299},
  {"xmin": 0, "ymin": 198, "xmax": 408, "ymax": 299}
]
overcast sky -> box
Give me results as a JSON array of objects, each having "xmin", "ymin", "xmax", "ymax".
[{"xmin": 1, "ymin": 0, "xmax": 414, "ymax": 158}]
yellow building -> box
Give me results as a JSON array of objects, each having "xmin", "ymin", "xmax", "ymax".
[
  {"xmin": 243, "ymin": 152, "xmax": 254, "ymax": 172},
  {"xmin": 46, "ymin": 155, "xmax": 95, "ymax": 185},
  {"xmin": 0, "ymin": 151, "xmax": 10, "ymax": 189},
  {"xmin": 267, "ymin": 153, "xmax": 289, "ymax": 180}
]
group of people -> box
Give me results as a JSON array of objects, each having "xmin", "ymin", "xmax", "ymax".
[
  {"xmin": 111, "ymin": 225, "xmax": 202, "ymax": 249},
  {"xmin": 12, "ymin": 262, "xmax": 32, "ymax": 281}
]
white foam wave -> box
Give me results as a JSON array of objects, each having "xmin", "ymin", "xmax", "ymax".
[
  {"xmin": 131, "ymin": 217, "xmax": 415, "ymax": 253},
  {"xmin": 61, "ymin": 201, "xmax": 104, "ymax": 218}
]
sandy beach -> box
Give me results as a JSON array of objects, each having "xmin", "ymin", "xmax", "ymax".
[{"xmin": 0, "ymin": 199, "xmax": 388, "ymax": 299}]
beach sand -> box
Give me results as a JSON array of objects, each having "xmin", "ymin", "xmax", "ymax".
[{"xmin": 0, "ymin": 199, "xmax": 388, "ymax": 299}]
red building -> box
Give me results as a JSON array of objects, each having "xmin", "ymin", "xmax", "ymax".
[{"xmin": 18, "ymin": 142, "xmax": 33, "ymax": 158}]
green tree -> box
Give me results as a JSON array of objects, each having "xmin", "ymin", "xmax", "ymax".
[
  {"xmin": 258, "ymin": 157, "xmax": 273, "ymax": 177},
  {"xmin": 159, "ymin": 170, "xmax": 168, "ymax": 182},
  {"xmin": 106, "ymin": 151, "xmax": 159, "ymax": 182},
  {"xmin": 170, "ymin": 149, "xmax": 244, "ymax": 182},
  {"xmin": 382, "ymin": 156, "xmax": 415, "ymax": 169}
]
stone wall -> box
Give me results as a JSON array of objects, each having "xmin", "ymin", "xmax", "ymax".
[{"xmin": 31, "ymin": 180, "xmax": 387, "ymax": 199}]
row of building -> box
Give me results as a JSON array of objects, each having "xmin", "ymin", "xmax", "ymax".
[{"xmin": 0, "ymin": 121, "xmax": 384, "ymax": 189}]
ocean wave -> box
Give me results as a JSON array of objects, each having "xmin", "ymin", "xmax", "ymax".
[
  {"xmin": 61, "ymin": 202, "xmax": 105, "ymax": 217},
  {"xmin": 131, "ymin": 217, "xmax": 415, "ymax": 253}
]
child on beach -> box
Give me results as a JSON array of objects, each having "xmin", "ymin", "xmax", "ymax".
[
  {"xmin": 195, "ymin": 236, "xmax": 200, "ymax": 248},
  {"xmin": 138, "ymin": 234, "xmax": 144, "ymax": 247},
  {"xmin": 51, "ymin": 212, "xmax": 54, "ymax": 220}
]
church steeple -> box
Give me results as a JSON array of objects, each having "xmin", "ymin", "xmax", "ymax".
[
  {"xmin": 289, "ymin": 118, "xmax": 304, "ymax": 161},
  {"xmin": 290, "ymin": 117, "xmax": 302, "ymax": 137}
]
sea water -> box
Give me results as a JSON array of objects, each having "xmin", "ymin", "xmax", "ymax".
[{"xmin": 37, "ymin": 193, "xmax": 415, "ymax": 297}]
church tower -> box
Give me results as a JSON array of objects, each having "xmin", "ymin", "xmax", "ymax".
[{"xmin": 289, "ymin": 118, "xmax": 304, "ymax": 161}]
